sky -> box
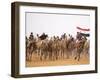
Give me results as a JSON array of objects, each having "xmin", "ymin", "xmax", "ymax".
[{"xmin": 25, "ymin": 12, "xmax": 90, "ymax": 38}]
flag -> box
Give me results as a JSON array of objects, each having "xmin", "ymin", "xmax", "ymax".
[{"xmin": 76, "ymin": 26, "xmax": 90, "ymax": 37}]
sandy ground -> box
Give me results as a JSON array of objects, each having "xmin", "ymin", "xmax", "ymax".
[{"xmin": 26, "ymin": 52, "xmax": 89, "ymax": 67}]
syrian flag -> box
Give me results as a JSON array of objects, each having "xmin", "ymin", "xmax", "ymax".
[{"xmin": 76, "ymin": 26, "xmax": 90, "ymax": 37}]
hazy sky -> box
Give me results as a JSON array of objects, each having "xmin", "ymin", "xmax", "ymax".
[{"xmin": 25, "ymin": 12, "xmax": 90, "ymax": 38}]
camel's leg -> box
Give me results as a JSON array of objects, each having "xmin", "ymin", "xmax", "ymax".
[{"xmin": 78, "ymin": 53, "xmax": 81, "ymax": 61}]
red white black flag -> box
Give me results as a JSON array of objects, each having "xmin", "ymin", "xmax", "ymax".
[{"xmin": 76, "ymin": 26, "xmax": 90, "ymax": 37}]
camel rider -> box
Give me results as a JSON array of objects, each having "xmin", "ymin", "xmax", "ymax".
[
  {"xmin": 29, "ymin": 32, "xmax": 34, "ymax": 42},
  {"xmin": 76, "ymin": 32, "xmax": 82, "ymax": 40}
]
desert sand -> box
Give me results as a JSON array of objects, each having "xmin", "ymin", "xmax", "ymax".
[{"xmin": 26, "ymin": 53, "xmax": 89, "ymax": 67}]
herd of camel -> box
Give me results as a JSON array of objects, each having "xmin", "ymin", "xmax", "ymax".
[{"xmin": 26, "ymin": 32, "xmax": 89, "ymax": 62}]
